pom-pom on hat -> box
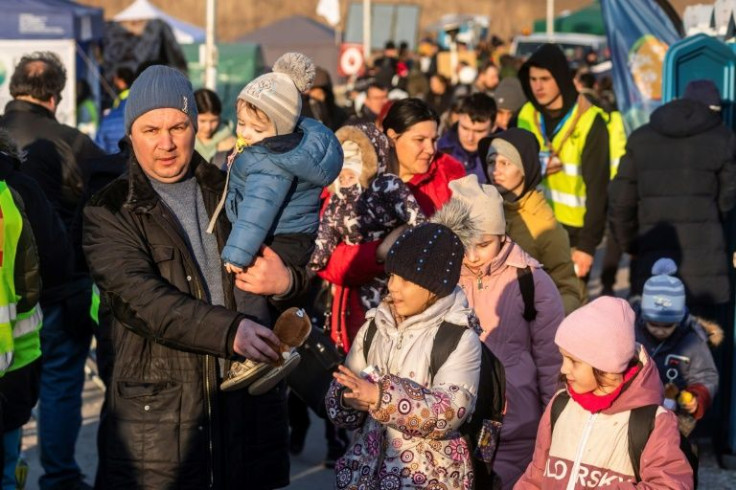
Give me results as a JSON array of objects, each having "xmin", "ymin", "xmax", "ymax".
[
  {"xmin": 385, "ymin": 223, "xmax": 464, "ymax": 298},
  {"xmin": 238, "ymin": 52, "xmax": 316, "ymax": 135},
  {"xmin": 641, "ymin": 258, "xmax": 686, "ymax": 324},
  {"xmin": 125, "ymin": 65, "xmax": 198, "ymax": 134},
  {"xmin": 448, "ymin": 174, "xmax": 506, "ymax": 236},
  {"xmin": 555, "ymin": 297, "xmax": 636, "ymax": 373}
]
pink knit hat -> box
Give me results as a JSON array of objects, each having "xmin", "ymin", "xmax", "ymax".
[{"xmin": 554, "ymin": 297, "xmax": 636, "ymax": 373}]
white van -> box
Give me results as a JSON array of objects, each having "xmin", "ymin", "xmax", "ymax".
[{"xmin": 510, "ymin": 33, "xmax": 608, "ymax": 62}]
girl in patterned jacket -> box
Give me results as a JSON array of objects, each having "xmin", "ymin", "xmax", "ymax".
[
  {"xmin": 326, "ymin": 223, "xmax": 483, "ymax": 490},
  {"xmin": 516, "ymin": 297, "xmax": 693, "ymax": 489}
]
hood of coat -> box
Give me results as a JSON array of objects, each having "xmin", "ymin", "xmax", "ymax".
[
  {"xmin": 518, "ymin": 44, "xmax": 578, "ymax": 118},
  {"xmin": 334, "ymin": 122, "xmax": 391, "ymax": 189},
  {"xmin": 649, "ymin": 99, "xmax": 722, "ymax": 138},
  {"xmin": 697, "ymin": 317, "xmax": 724, "ymax": 347},
  {"xmin": 252, "ymin": 117, "xmax": 343, "ymax": 187},
  {"xmin": 503, "ymin": 187, "xmax": 548, "ymax": 217},
  {"xmin": 458, "ymin": 238, "xmax": 541, "ymax": 280},
  {"xmin": 602, "ymin": 345, "xmax": 663, "ymax": 415},
  {"xmin": 366, "ymin": 287, "xmax": 472, "ymax": 336},
  {"xmin": 478, "ymin": 127, "xmax": 542, "ymax": 196},
  {"xmin": 0, "ymin": 129, "xmax": 21, "ymax": 164}
]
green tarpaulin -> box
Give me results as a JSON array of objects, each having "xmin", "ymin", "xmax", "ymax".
[
  {"xmin": 182, "ymin": 43, "xmax": 265, "ymax": 125},
  {"xmin": 533, "ymin": 2, "xmax": 605, "ymax": 36}
]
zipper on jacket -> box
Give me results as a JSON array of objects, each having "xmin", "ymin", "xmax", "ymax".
[
  {"xmin": 566, "ymin": 412, "xmax": 598, "ymax": 490},
  {"xmin": 205, "ymin": 355, "xmax": 215, "ymax": 488}
]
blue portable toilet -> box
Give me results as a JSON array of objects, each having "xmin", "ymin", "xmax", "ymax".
[
  {"xmin": 663, "ymin": 33, "xmax": 736, "ymax": 466},
  {"xmin": 662, "ymin": 33, "xmax": 736, "ymax": 128}
]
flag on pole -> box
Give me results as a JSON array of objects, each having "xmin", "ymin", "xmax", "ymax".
[
  {"xmin": 317, "ymin": 0, "xmax": 341, "ymax": 27},
  {"xmin": 600, "ymin": 0, "xmax": 683, "ymax": 132}
]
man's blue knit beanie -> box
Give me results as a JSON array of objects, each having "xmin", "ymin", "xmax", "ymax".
[{"xmin": 124, "ymin": 65, "xmax": 198, "ymax": 134}]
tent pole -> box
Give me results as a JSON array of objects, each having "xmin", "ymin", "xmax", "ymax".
[
  {"xmin": 546, "ymin": 0, "xmax": 555, "ymax": 36},
  {"xmin": 204, "ymin": 0, "xmax": 217, "ymax": 89},
  {"xmin": 363, "ymin": 0, "xmax": 371, "ymax": 61}
]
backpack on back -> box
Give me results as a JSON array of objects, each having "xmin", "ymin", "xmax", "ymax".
[
  {"xmin": 363, "ymin": 320, "xmax": 506, "ymax": 487},
  {"xmin": 550, "ymin": 391, "xmax": 698, "ymax": 483}
]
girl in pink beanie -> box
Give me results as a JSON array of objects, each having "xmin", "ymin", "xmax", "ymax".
[{"xmin": 516, "ymin": 297, "xmax": 694, "ymax": 488}]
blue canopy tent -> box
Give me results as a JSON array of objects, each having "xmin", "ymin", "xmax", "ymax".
[
  {"xmin": 0, "ymin": 0, "xmax": 106, "ymax": 126},
  {"xmin": 0, "ymin": 0, "xmax": 104, "ymax": 41}
]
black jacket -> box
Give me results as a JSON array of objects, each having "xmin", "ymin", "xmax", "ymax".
[
  {"xmin": 609, "ymin": 99, "xmax": 736, "ymax": 304},
  {"xmin": 1, "ymin": 99, "xmax": 105, "ymax": 229},
  {"xmin": 83, "ymin": 153, "xmax": 292, "ymax": 489}
]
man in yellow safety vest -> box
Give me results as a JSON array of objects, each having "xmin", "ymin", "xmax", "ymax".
[{"xmin": 517, "ymin": 44, "xmax": 610, "ymax": 284}]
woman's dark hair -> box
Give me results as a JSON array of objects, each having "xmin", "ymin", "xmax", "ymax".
[
  {"xmin": 381, "ymin": 97, "xmax": 439, "ymax": 136},
  {"xmin": 194, "ymin": 88, "xmax": 222, "ymax": 116}
]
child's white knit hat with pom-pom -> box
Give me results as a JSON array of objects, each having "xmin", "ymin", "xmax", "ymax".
[
  {"xmin": 641, "ymin": 258, "xmax": 686, "ymax": 324},
  {"xmin": 238, "ymin": 52, "xmax": 316, "ymax": 135}
]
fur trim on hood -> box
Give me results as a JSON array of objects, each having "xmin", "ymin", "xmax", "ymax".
[
  {"xmin": 334, "ymin": 123, "xmax": 391, "ymax": 190},
  {"xmin": 694, "ymin": 316, "xmax": 724, "ymax": 347},
  {"xmin": 431, "ymin": 198, "xmax": 482, "ymax": 249}
]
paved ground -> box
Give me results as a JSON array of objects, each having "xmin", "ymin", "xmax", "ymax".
[{"xmin": 18, "ymin": 247, "xmax": 736, "ymax": 488}]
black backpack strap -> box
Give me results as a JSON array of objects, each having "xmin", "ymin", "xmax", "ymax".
[
  {"xmin": 517, "ymin": 267, "xmax": 537, "ymax": 322},
  {"xmin": 628, "ymin": 404, "xmax": 658, "ymax": 482},
  {"xmin": 362, "ymin": 319, "xmax": 378, "ymax": 364},
  {"xmin": 550, "ymin": 391, "xmax": 570, "ymax": 434},
  {"xmin": 430, "ymin": 322, "xmax": 465, "ymax": 380}
]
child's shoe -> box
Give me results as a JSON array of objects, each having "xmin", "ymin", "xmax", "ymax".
[
  {"xmin": 248, "ymin": 351, "xmax": 302, "ymax": 395},
  {"xmin": 221, "ymin": 359, "xmax": 273, "ymax": 392},
  {"xmin": 220, "ymin": 307, "xmax": 311, "ymax": 393}
]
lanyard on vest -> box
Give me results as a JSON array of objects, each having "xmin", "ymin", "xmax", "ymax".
[{"xmin": 533, "ymin": 95, "xmax": 590, "ymax": 159}]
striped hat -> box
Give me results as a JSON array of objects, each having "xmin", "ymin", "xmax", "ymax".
[{"xmin": 641, "ymin": 258, "xmax": 686, "ymax": 324}]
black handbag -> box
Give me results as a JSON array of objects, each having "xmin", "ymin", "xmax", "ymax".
[{"xmin": 286, "ymin": 325, "xmax": 344, "ymax": 419}]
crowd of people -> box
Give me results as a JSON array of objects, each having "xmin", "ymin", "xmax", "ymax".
[{"xmin": 0, "ymin": 34, "xmax": 731, "ymax": 490}]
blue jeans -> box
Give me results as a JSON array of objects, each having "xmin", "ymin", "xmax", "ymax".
[
  {"xmin": 38, "ymin": 299, "xmax": 91, "ymax": 489},
  {"xmin": 2, "ymin": 428, "xmax": 21, "ymax": 490}
]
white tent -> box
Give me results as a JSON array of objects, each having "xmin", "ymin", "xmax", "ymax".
[{"xmin": 113, "ymin": 0, "xmax": 205, "ymax": 44}]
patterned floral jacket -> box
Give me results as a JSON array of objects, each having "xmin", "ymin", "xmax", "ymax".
[{"xmin": 326, "ymin": 289, "xmax": 482, "ymax": 489}]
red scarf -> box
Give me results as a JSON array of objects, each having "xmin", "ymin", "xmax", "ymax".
[{"xmin": 568, "ymin": 363, "xmax": 641, "ymax": 413}]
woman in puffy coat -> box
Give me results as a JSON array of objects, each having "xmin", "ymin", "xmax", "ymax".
[
  {"xmin": 318, "ymin": 99, "xmax": 465, "ymax": 352},
  {"xmin": 433, "ymin": 174, "xmax": 564, "ymax": 489}
]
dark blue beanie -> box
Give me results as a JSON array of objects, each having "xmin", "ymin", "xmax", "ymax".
[
  {"xmin": 386, "ymin": 223, "xmax": 464, "ymax": 298},
  {"xmin": 124, "ymin": 65, "xmax": 198, "ymax": 134}
]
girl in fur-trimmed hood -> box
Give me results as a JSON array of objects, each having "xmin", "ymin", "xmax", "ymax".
[{"xmin": 310, "ymin": 122, "xmax": 426, "ymax": 310}]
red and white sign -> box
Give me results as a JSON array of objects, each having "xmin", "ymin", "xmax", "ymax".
[{"xmin": 338, "ymin": 43, "xmax": 365, "ymax": 77}]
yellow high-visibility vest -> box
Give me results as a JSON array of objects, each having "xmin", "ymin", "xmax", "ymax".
[
  {"xmin": 518, "ymin": 99, "xmax": 606, "ymax": 228},
  {"xmin": 0, "ymin": 182, "xmax": 42, "ymax": 375},
  {"xmin": 607, "ymin": 110, "xmax": 627, "ymax": 178}
]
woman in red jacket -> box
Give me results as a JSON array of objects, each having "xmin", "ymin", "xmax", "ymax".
[{"xmin": 318, "ymin": 99, "xmax": 465, "ymax": 351}]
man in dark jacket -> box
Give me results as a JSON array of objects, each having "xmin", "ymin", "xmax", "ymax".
[
  {"xmin": 437, "ymin": 93, "xmax": 497, "ymax": 183},
  {"xmin": 609, "ymin": 80, "xmax": 736, "ymax": 317},
  {"xmin": 83, "ymin": 65, "xmax": 304, "ymax": 489},
  {"xmin": 0, "ymin": 51, "xmax": 104, "ymax": 490}
]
